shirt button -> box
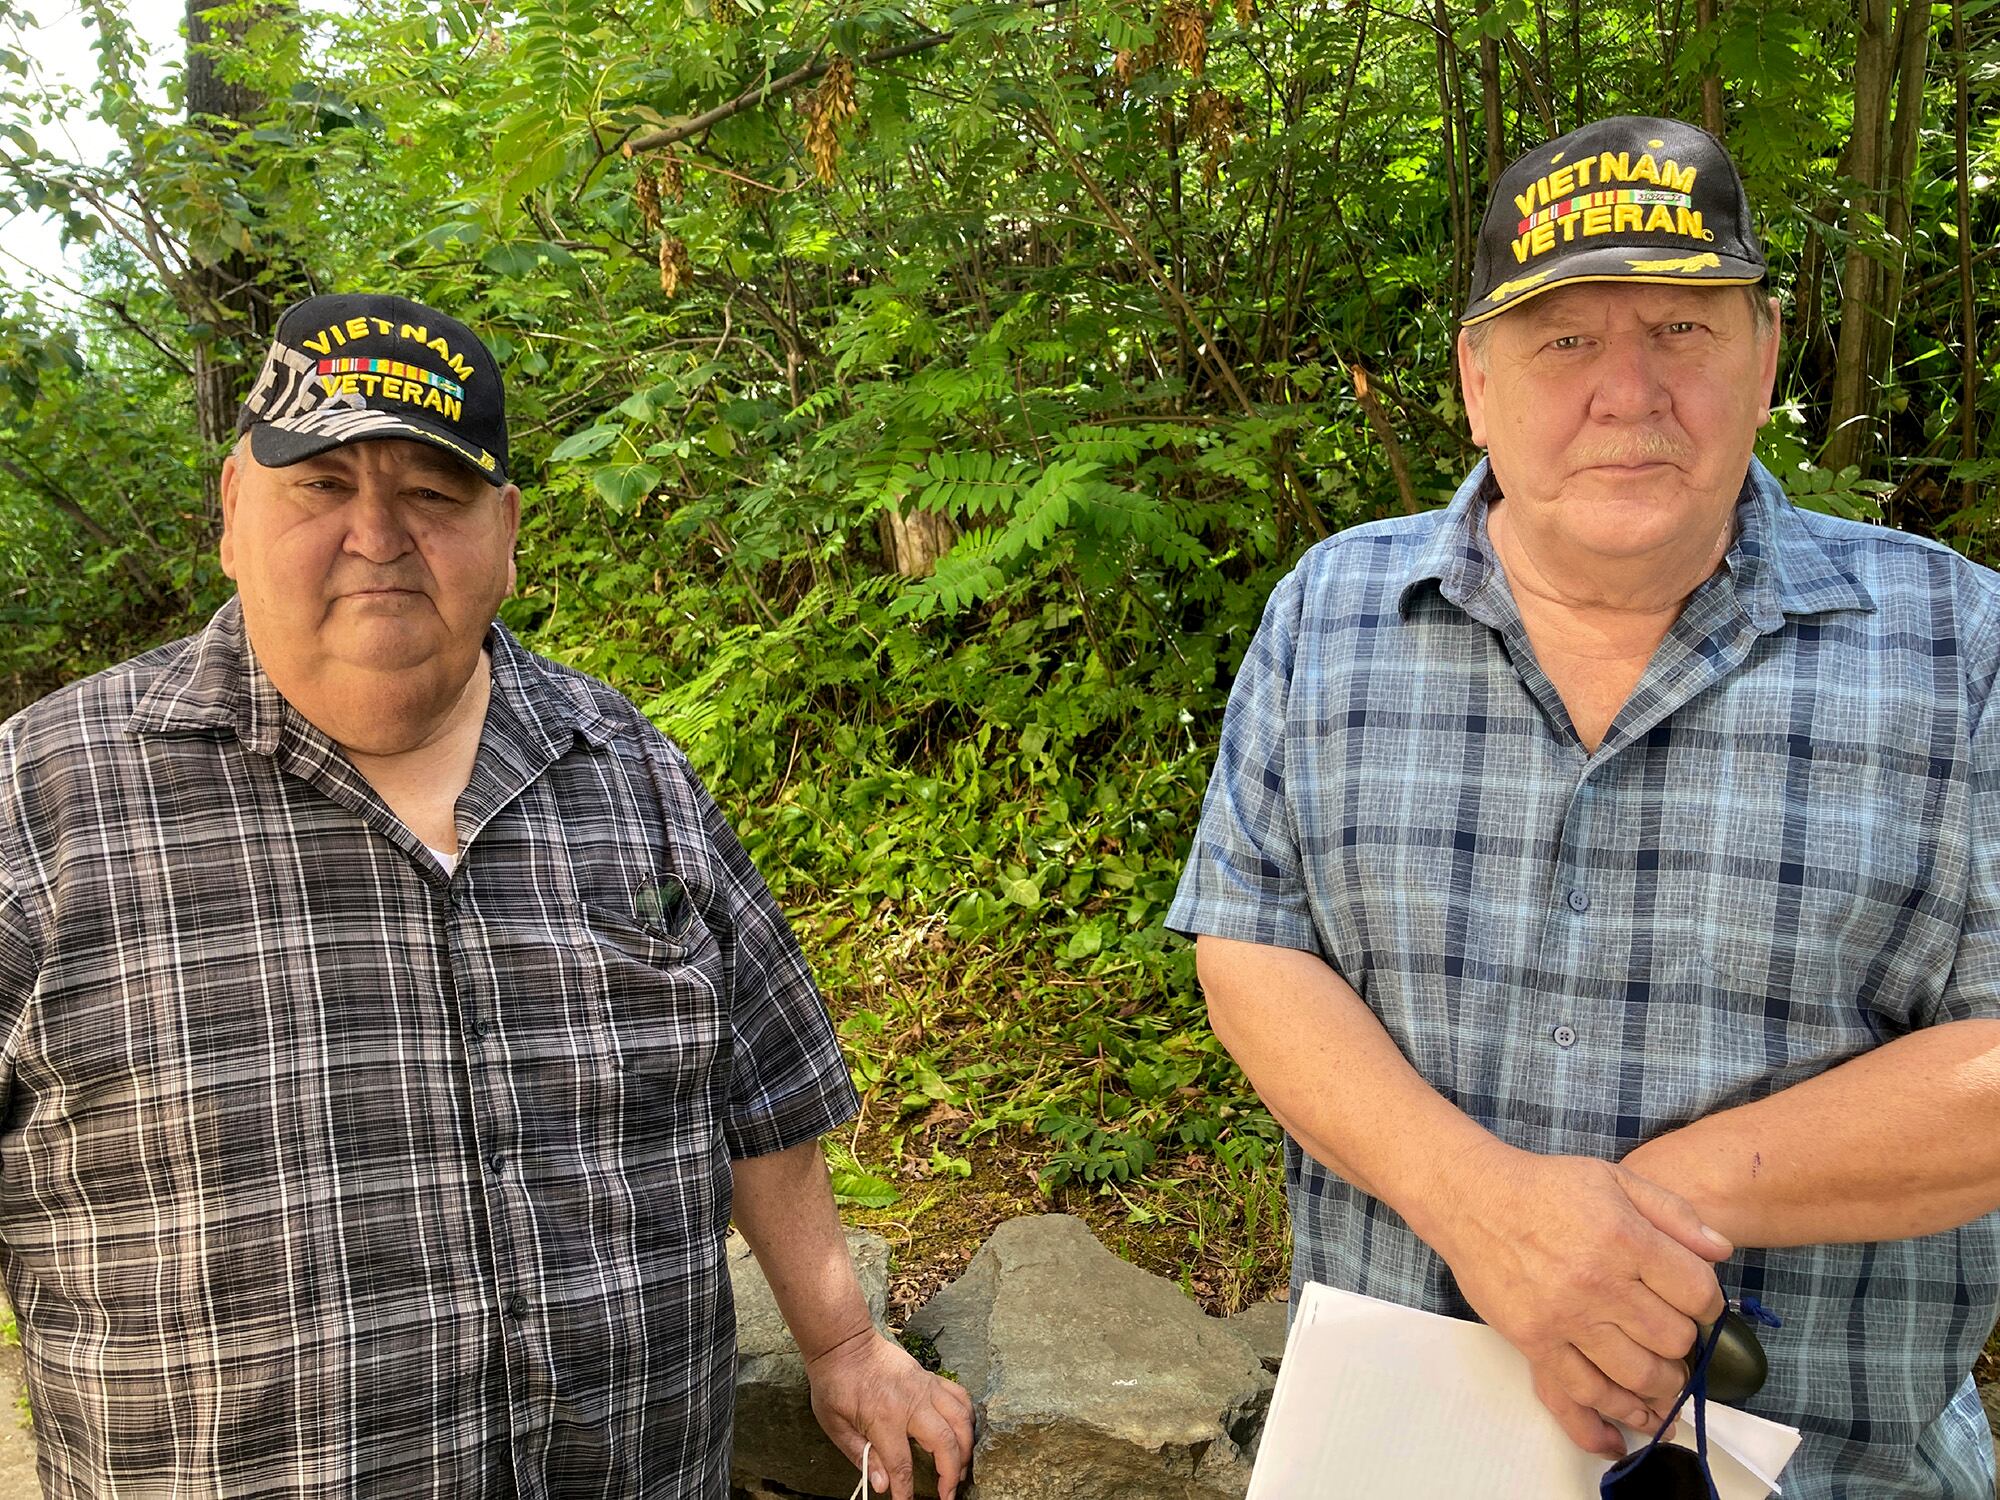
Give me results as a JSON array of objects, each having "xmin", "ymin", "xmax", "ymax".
[
  {"xmin": 1553, "ymin": 1024, "xmax": 1577, "ymax": 1048},
  {"xmin": 488, "ymin": 1152, "xmax": 506, "ymax": 1174},
  {"xmin": 505, "ymin": 1293, "xmax": 529, "ymax": 1319},
  {"xmin": 1566, "ymin": 889, "xmax": 1591, "ymax": 913}
]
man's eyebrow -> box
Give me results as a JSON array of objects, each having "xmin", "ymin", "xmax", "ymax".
[
  {"xmin": 398, "ymin": 452, "xmax": 484, "ymax": 485},
  {"xmin": 1517, "ymin": 297, "xmax": 1583, "ymax": 329}
]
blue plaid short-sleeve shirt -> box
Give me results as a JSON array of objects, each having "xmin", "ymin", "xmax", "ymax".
[{"xmin": 1169, "ymin": 459, "xmax": 2000, "ymax": 1499}]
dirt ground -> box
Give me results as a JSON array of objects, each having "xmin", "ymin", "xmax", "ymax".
[{"xmin": 0, "ymin": 1338, "xmax": 32, "ymax": 1498}]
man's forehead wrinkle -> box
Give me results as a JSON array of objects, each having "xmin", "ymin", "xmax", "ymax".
[{"xmin": 1517, "ymin": 283, "xmax": 1738, "ymax": 329}]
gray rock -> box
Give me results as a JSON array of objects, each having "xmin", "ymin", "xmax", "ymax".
[
  {"xmin": 1222, "ymin": 1300, "xmax": 1289, "ymax": 1375},
  {"xmin": 906, "ymin": 1215, "xmax": 1273, "ymax": 1500},
  {"xmin": 730, "ymin": 1228, "xmax": 902, "ymax": 1500}
]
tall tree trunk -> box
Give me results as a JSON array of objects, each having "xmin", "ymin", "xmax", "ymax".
[
  {"xmin": 1694, "ymin": 0, "xmax": 1725, "ymax": 135},
  {"xmin": 185, "ymin": 1, "xmax": 282, "ymax": 521},
  {"xmin": 1532, "ymin": 0, "xmax": 1560, "ymax": 132},
  {"xmin": 1823, "ymin": 0, "xmax": 1895, "ymax": 475},
  {"xmin": 877, "ymin": 507, "xmax": 958, "ymax": 578},
  {"xmin": 1568, "ymin": 0, "xmax": 1583, "ymax": 124},
  {"xmin": 1868, "ymin": 0, "xmax": 1930, "ymax": 428},
  {"xmin": 1477, "ymin": 2, "xmax": 1505, "ymax": 183},
  {"xmin": 1434, "ymin": 3, "xmax": 1469, "ymax": 313},
  {"xmin": 1952, "ymin": 0, "xmax": 1978, "ymax": 505}
]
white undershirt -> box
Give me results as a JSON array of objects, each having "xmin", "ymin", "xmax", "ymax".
[{"xmin": 427, "ymin": 845, "xmax": 458, "ymax": 876}]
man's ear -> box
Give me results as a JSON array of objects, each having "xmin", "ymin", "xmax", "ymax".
[
  {"xmin": 500, "ymin": 482, "xmax": 522, "ymax": 594},
  {"xmin": 1755, "ymin": 295, "xmax": 1782, "ymax": 427},
  {"xmin": 1458, "ymin": 328, "xmax": 1490, "ymax": 449},
  {"xmin": 219, "ymin": 450, "xmax": 242, "ymax": 582}
]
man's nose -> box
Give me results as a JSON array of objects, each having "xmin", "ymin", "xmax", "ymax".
[
  {"xmin": 1588, "ymin": 336, "xmax": 1671, "ymax": 422},
  {"xmin": 342, "ymin": 483, "xmax": 416, "ymax": 561}
]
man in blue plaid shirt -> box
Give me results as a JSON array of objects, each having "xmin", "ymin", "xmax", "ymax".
[
  {"xmin": 1171, "ymin": 116, "xmax": 2000, "ymax": 1497},
  {"xmin": 0, "ymin": 293, "xmax": 971, "ymax": 1498}
]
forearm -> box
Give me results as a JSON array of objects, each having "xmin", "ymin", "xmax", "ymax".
[
  {"xmin": 731, "ymin": 1137, "xmax": 874, "ymax": 1363},
  {"xmin": 1624, "ymin": 1018, "xmax": 2000, "ymax": 1247},
  {"xmin": 1196, "ymin": 934, "xmax": 1503, "ymax": 1247}
]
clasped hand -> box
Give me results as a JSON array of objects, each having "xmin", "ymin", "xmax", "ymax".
[{"xmin": 1433, "ymin": 1143, "xmax": 1731, "ymax": 1458}]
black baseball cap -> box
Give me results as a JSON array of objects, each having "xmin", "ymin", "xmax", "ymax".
[
  {"xmin": 1462, "ymin": 115, "xmax": 1767, "ymax": 326},
  {"xmin": 235, "ymin": 292, "xmax": 509, "ymax": 484}
]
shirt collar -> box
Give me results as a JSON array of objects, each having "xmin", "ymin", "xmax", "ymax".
[
  {"xmin": 1397, "ymin": 460, "xmax": 1503, "ymax": 618},
  {"xmin": 126, "ymin": 596, "xmax": 287, "ymax": 752},
  {"xmin": 1396, "ymin": 456, "xmax": 1875, "ymax": 630},
  {"xmin": 128, "ymin": 595, "xmax": 616, "ymax": 758},
  {"xmin": 1729, "ymin": 458, "xmax": 1876, "ymax": 630}
]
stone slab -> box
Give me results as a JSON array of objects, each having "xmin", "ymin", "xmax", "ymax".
[{"xmin": 908, "ymin": 1215, "xmax": 1272, "ymax": 1499}]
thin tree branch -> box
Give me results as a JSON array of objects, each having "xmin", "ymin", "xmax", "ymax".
[
  {"xmin": 0, "ymin": 449, "xmax": 171, "ymax": 601},
  {"xmin": 1350, "ymin": 365, "xmax": 1419, "ymax": 515},
  {"xmin": 624, "ymin": 1, "xmax": 1069, "ymax": 155}
]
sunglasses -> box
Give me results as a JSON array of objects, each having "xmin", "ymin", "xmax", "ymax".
[{"xmin": 1599, "ymin": 1298, "xmax": 1780, "ymax": 1500}]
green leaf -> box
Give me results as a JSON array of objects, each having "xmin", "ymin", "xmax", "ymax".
[
  {"xmin": 481, "ymin": 242, "xmax": 545, "ymax": 277},
  {"xmin": 830, "ymin": 1167, "xmax": 901, "ymax": 1209},
  {"xmin": 592, "ymin": 462, "xmax": 661, "ymax": 512},
  {"xmin": 549, "ymin": 425, "xmax": 623, "ymax": 461},
  {"xmin": 999, "ymin": 874, "xmax": 1042, "ymax": 908},
  {"xmin": 1063, "ymin": 924, "xmax": 1103, "ymax": 959}
]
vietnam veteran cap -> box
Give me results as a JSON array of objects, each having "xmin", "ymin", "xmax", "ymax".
[
  {"xmin": 235, "ymin": 292, "xmax": 508, "ymax": 484},
  {"xmin": 1461, "ymin": 115, "xmax": 1767, "ymax": 326}
]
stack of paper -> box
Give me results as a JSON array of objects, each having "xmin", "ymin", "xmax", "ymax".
[{"xmin": 1248, "ymin": 1283, "xmax": 1802, "ymax": 1498}]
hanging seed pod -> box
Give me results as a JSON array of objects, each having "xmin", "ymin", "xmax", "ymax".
[
  {"xmin": 1188, "ymin": 86, "xmax": 1245, "ymax": 185},
  {"xmin": 1160, "ymin": 0, "xmax": 1209, "ymax": 77},
  {"xmin": 659, "ymin": 234, "xmax": 692, "ymax": 298},
  {"xmin": 804, "ymin": 54, "xmax": 858, "ymax": 183},
  {"xmin": 1234, "ymin": 0, "xmax": 1254, "ymax": 27},
  {"xmin": 709, "ymin": 0, "xmax": 743, "ymax": 24},
  {"xmin": 660, "ymin": 150, "xmax": 686, "ymax": 203},
  {"xmin": 634, "ymin": 162, "xmax": 662, "ymax": 232}
]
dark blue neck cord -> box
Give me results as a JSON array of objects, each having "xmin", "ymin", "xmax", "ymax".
[{"xmin": 1600, "ymin": 1316, "xmax": 1729, "ymax": 1500}]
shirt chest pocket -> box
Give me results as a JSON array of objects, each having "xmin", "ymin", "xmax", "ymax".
[
  {"xmin": 1661, "ymin": 744, "xmax": 1956, "ymax": 1046},
  {"xmin": 573, "ymin": 896, "xmax": 729, "ymax": 1084},
  {"xmin": 474, "ymin": 886, "xmax": 728, "ymax": 1090}
]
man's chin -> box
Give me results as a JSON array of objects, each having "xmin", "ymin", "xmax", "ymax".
[
  {"xmin": 1554, "ymin": 491, "xmax": 1710, "ymax": 559},
  {"xmin": 323, "ymin": 624, "xmax": 453, "ymax": 676}
]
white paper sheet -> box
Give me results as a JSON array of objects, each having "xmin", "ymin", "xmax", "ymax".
[{"xmin": 1246, "ymin": 1283, "xmax": 1803, "ymax": 1499}]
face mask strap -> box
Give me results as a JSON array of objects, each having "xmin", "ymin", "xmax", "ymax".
[
  {"xmin": 1651, "ymin": 1314, "xmax": 1726, "ymax": 1448},
  {"xmin": 1600, "ymin": 1316, "xmax": 1728, "ymax": 1500},
  {"xmin": 1685, "ymin": 1322, "xmax": 1720, "ymax": 1500}
]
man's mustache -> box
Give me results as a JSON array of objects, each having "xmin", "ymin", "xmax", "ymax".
[
  {"xmin": 1570, "ymin": 430, "xmax": 1692, "ymax": 466},
  {"xmin": 333, "ymin": 575, "xmax": 431, "ymax": 595}
]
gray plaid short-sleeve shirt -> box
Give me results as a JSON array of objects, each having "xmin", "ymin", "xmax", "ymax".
[
  {"xmin": 1170, "ymin": 459, "xmax": 2000, "ymax": 1499},
  {"xmin": 0, "ymin": 597, "xmax": 859, "ymax": 1497}
]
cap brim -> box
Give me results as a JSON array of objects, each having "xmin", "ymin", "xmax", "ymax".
[
  {"xmin": 247, "ymin": 416, "xmax": 507, "ymax": 486},
  {"xmin": 1462, "ymin": 246, "xmax": 1767, "ymax": 326}
]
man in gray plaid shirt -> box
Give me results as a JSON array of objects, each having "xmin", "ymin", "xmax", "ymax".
[
  {"xmin": 1172, "ymin": 117, "xmax": 2000, "ymax": 1496},
  {"xmin": 0, "ymin": 292, "xmax": 971, "ymax": 1497}
]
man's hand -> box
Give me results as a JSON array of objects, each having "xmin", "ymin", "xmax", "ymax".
[
  {"xmin": 804, "ymin": 1326, "xmax": 975, "ymax": 1500},
  {"xmin": 1425, "ymin": 1141, "xmax": 1731, "ymax": 1458},
  {"xmin": 732, "ymin": 1140, "xmax": 976, "ymax": 1496}
]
